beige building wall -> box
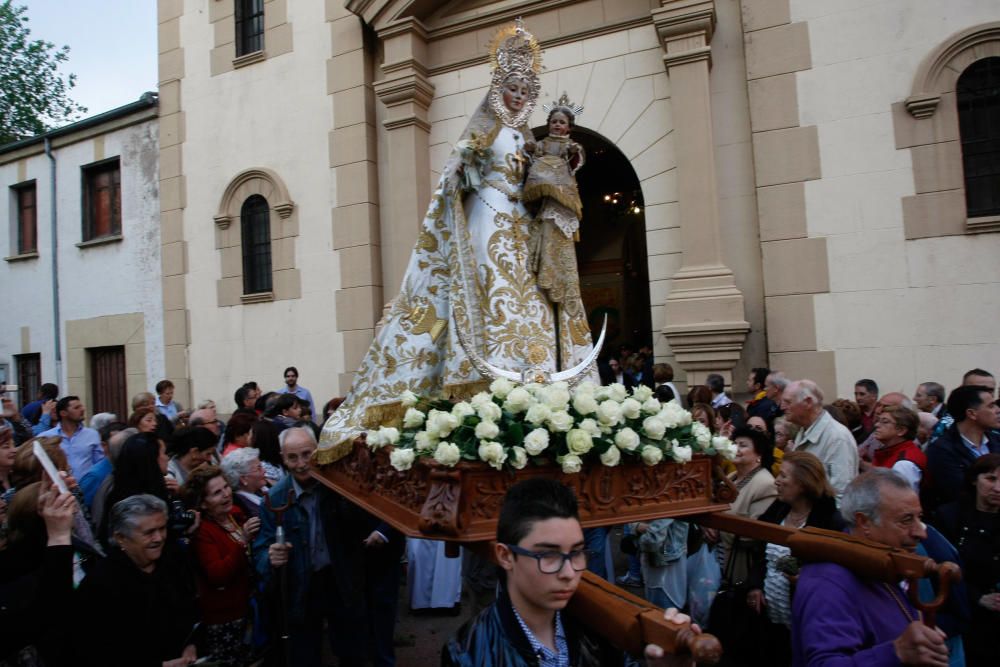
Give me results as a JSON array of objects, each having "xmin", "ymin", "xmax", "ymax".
[
  {"xmin": 169, "ymin": 0, "xmax": 343, "ymax": 408},
  {"xmin": 782, "ymin": 0, "xmax": 1000, "ymax": 398}
]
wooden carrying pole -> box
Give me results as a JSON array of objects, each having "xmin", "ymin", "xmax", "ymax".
[
  {"xmin": 462, "ymin": 540, "xmax": 723, "ymax": 664},
  {"xmin": 692, "ymin": 512, "xmax": 962, "ymax": 627}
]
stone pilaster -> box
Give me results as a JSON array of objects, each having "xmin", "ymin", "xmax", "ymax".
[
  {"xmin": 372, "ymin": 18, "xmax": 435, "ymax": 300},
  {"xmin": 652, "ymin": 0, "xmax": 749, "ymax": 386}
]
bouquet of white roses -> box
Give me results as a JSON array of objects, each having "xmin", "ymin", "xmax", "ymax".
[{"xmin": 367, "ymin": 379, "xmax": 737, "ymax": 473}]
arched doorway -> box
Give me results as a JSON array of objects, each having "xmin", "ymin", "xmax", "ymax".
[{"xmin": 531, "ymin": 125, "xmax": 653, "ymax": 356}]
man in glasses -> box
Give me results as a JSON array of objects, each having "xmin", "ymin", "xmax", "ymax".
[{"xmin": 442, "ymin": 477, "xmax": 700, "ymax": 666}]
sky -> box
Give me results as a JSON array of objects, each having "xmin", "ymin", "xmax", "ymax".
[{"xmin": 20, "ymin": 1, "xmax": 158, "ymax": 119}]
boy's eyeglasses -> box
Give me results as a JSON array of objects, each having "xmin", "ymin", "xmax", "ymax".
[{"xmin": 504, "ymin": 544, "xmax": 595, "ymax": 574}]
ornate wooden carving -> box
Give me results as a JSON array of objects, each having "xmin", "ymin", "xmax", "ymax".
[{"xmin": 315, "ymin": 440, "xmax": 731, "ymax": 542}]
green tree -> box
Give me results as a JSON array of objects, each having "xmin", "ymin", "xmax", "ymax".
[{"xmin": 0, "ymin": 0, "xmax": 87, "ymax": 145}]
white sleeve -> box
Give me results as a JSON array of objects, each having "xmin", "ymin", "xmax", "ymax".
[{"xmin": 891, "ymin": 460, "xmax": 922, "ymax": 493}]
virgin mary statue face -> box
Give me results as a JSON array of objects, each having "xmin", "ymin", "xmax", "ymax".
[{"xmin": 502, "ymin": 77, "xmax": 530, "ymax": 112}]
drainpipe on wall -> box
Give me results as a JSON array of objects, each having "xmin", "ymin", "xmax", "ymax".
[{"xmin": 44, "ymin": 137, "xmax": 62, "ymax": 388}]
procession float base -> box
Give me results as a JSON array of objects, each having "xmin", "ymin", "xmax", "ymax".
[{"xmin": 314, "ymin": 440, "xmax": 734, "ymax": 542}]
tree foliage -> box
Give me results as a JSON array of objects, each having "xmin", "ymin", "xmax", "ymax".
[{"xmin": 0, "ymin": 0, "xmax": 87, "ymax": 145}]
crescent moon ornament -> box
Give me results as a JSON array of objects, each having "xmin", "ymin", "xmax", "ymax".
[{"xmin": 452, "ymin": 315, "xmax": 607, "ymax": 388}]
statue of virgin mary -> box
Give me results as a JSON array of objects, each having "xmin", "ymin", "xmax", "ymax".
[{"xmin": 318, "ymin": 20, "xmax": 596, "ymax": 463}]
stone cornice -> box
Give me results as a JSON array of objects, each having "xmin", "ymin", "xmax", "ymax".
[
  {"xmin": 652, "ymin": 0, "xmax": 715, "ymax": 44},
  {"xmin": 373, "ymin": 70, "xmax": 435, "ymax": 109}
]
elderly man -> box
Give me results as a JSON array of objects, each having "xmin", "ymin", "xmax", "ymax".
[
  {"xmin": 188, "ymin": 405, "xmax": 221, "ymax": 438},
  {"xmin": 764, "ymin": 371, "xmax": 788, "ymax": 408},
  {"xmin": 914, "ymin": 382, "xmax": 947, "ymax": 418},
  {"xmin": 255, "ymin": 427, "xmax": 402, "ymax": 667},
  {"xmin": 793, "ymin": 470, "xmax": 949, "ymax": 666},
  {"xmin": 781, "ymin": 380, "xmax": 858, "ymax": 498}
]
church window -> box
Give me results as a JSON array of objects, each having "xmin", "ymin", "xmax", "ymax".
[
  {"xmin": 235, "ymin": 0, "xmax": 264, "ymax": 57},
  {"xmin": 241, "ymin": 195, "xmax": 272, "ymax": 294},
  {"xmin": 958, "ymin": 57, "xmax": 1000, "ymax": 218}
]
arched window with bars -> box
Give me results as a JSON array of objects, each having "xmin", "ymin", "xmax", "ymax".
[
  {"xmin": 957, "ymin": 56, "xmax": 1000, "ymax": 219},
  {"xmin": 241, "ymin": 194, "xmax": 272, "ymax": 294}
]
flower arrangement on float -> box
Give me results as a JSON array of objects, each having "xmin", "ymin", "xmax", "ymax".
[{"xmin": 364, "ymin": 378, "xmax": 738, "ymax": 474}]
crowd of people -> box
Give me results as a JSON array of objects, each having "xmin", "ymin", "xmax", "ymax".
[{"xmin": 1, "ymin": 355, "xmax": 998, "ymax": 666}]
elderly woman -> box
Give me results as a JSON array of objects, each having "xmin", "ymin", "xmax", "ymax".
[
  {"xmin": 773, "ymin": 416, "xmax": 799, "ymax": 454},
  {"xmin": 871, "ymin": 405, "xmax": 926, "ymax": 493},
  {"xmin": 221, "ymin": 446, "xmax": 268, "ymax": 519},
  {"xmin": 78, "ymin": 494, "xmax": 198, "ymax": 667},
  {"xmin": 714, "ymin": 427, "xmax": 777, "ymax": 581},
  {"xmin": 184, "ymin": 466, "xmax": 259, "ymax": 666},
  {"xmin": 932, "ymin": 453, "xmax": 1000, "ymax": 666},
  {"xmin": 744, "ymin": 451, "xmax": 846, "ymax": 665}
]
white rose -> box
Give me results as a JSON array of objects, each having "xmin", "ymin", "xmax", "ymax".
[
  {"xmin": 510, "ymin": 446, "xmax": 528, "ymax": 470},
  {"xmin": 542, "ymin": 384, "xmax": 571, "ymax": 411},
  {"xmin": 713, "ymin": 436, "xmax": 737, "ymax": 461},
  {"xmin": 614, "ymin": 427, "xmax": 640, "ymax": 452},
  {"xmin": 380, "ymin": 426, "xmax": 400, "ymax": 445},
  {"xmin": 475, "ymin": 420, "xmax": 500, "ymax": 440},
  {"xmin": 523, "ymin": 428, "xmax": 550, "ymax": 456},
  {"xmin": 660, "ymin": 402, "xmax": 682, "ymax": 429},
  {"xmin": 389, "ymin": 447, "xmax": 416, "ymax": 472},
  {"xmin": 433, "ymin": 441, "xmax": 461, "ymax": 467},
  {"xmin": 476, "ymin": 401, "xmax": 502, "ymax": 423},
  {"xmin": 632, "ymin": 385, "xmax": 653, "ymax": 403},
  {"xmin": 621, "ymin": 398, "xmax": 642, "ymax": 420},
  {"xmin": 600, "ymin": 446, "xmax": 621, "ymax": 467},
  {"xmin": 643, "ymin": 416, "xmax": 666, "ymax": 441},
  {"xmin": 546, "ymin": 410, "xmax": 575, "ymax": 433},
  {"xmin": 608, "ymin": 383, "xmax": 628, "ymax": 402},
  {"xmin": 427, "ymin": 409, "xmax": 459, "ymax": 438},
  {"xmin": 400, "ymin": 390, "xmax": 419, "ymax": 408},
  {"xmin": 597, "ymin": 400, "xmax": 623, "ymax": 426},
  {"xmin": 575, "ymin": 381, "xmax": 598, "ymax": 396},
  {"xmin": 572, "ymin": 393, "xmax": 599, "ymax": 416},
  {"xmin": 470, "ymin": 391, "xmax": 493, "ymax": 410},
  {"xmin": 366, "ymin": 429, "xmax": 386, "ymax": 449},
  {"xmin": 477, "ymin": 441, "xmax": 507, "ymax": 470},
  {"xmin": 489, "ymin": 378, "xmax": 515, "ymax": 399},
  {"xmin": 566, "ymin": 428, "xmax": 594, "ymax": 455},
  {"xmin": 672, "ymin": 444, "xmax": 693, "ymax": 464},
  {"xmin": 403, "ymin": 408, "xmax": 426, "ymax": 429},
  {"xmin": 578, "ymin": 418, "xmax": 602, "ymax": 437},
  {"xmin": 525, "ymin": 403, "xmax": 552, "ymax": 426},
  {"xmin": 642, "ymin": 398, "xmax": 662, "ymax": 415},
  {"xmin": 560, "ymin": 454, "xmax": 583, "ymax": 474},
  {"xmin": 503, "ymin": 387, "xmax": 532, "ymax": 414},
  {"xmin": 594, "ymin": 386, "xmax": 611, "ymax": 402},
  {"xmin": 414, "ymin": 431, "xmax": 436, "ymax": 452},
  {"xmin": 641, "ymin": 445, "xmax": 664, "ymax": 466},
  {"xmin": 691, "ymin": 422, "xmax": 712, "ymax": 448},
  {"xmin": 452, "ymin": 401, "xmax": 475, "ymax": 420}
]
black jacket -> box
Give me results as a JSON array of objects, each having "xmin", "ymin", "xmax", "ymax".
[
  {"xmin": 76, "ymin": 546, "xmax": 198, "ymax": 667},
  {"xmin": 441, "ymin": 584, "xmax": 616, "ymax": 667},
  {"xmin": 925, "ymin": 424, "xmax": 1000, "ymax": 509}
]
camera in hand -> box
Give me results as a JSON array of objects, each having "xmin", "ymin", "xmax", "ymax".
[{"xmin": 169, "ymin": 499, "xmax": 196, "ymax": 532}]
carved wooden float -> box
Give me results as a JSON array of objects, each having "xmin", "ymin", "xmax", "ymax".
[{"xmin": 314, "ymin": 439, "xmax": 735, "ymax": 541}]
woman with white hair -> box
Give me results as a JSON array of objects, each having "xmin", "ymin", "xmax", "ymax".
[
  {"xmin": 78, "ymin": 494, "xmax": 199, "ymax": 666},
  {"xmin": 221, "ymin": 447, "xmax": 268, "ymax": 519}
]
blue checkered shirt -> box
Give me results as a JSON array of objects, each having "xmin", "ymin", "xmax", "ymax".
[{"xmin": 511, "ymin": 605, "xmax": 569, "ymax": 667}]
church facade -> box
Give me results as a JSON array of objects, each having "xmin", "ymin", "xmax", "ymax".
[{"xmin": 155, "ymin": 0, "xmax": 1000, "ymax": 410}]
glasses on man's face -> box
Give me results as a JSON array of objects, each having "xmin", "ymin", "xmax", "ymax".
[{"xmin": 505, "ymin": 544, "xmax": 594, "ymax": 574}]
